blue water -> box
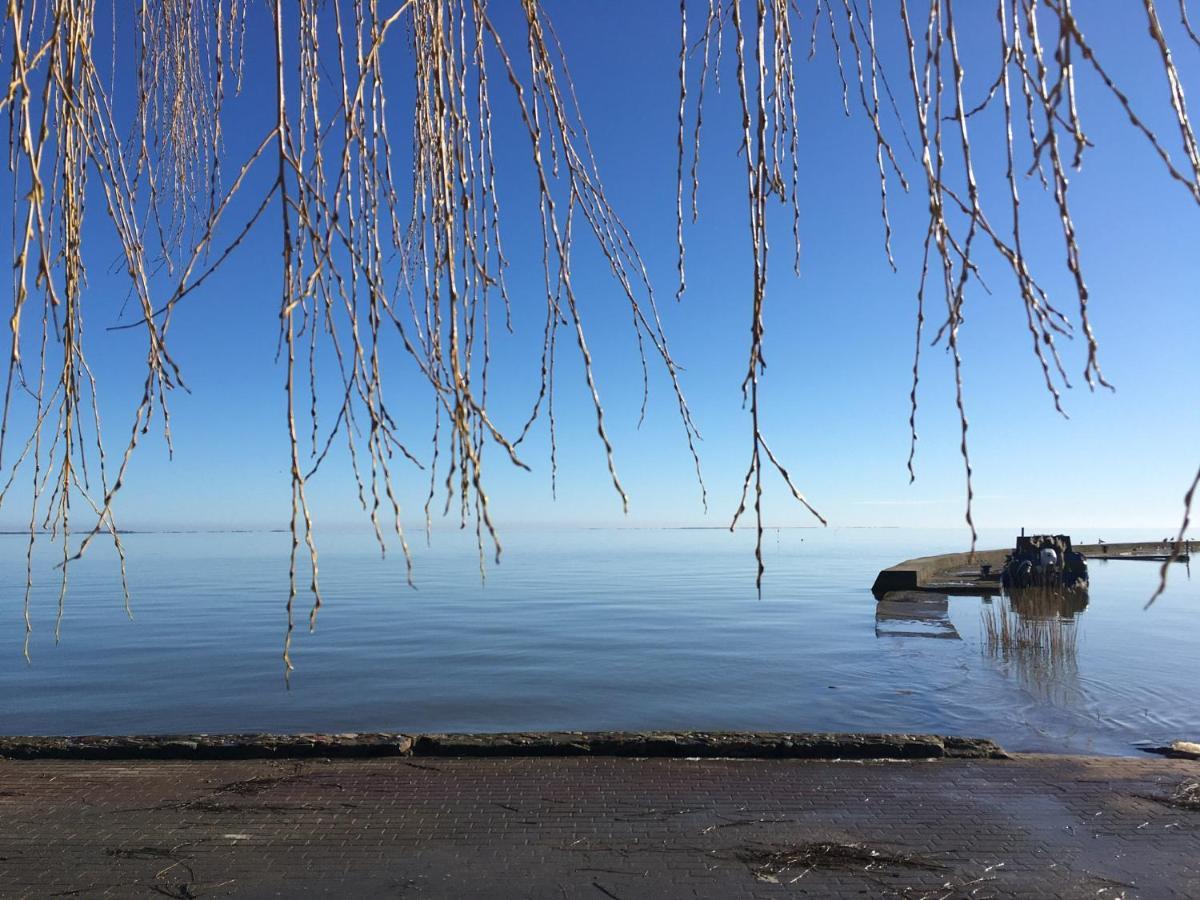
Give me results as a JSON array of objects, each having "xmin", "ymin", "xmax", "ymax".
[{"xmin": 1, "ymin": 527, "xmax": 1196, "ymax": 755}]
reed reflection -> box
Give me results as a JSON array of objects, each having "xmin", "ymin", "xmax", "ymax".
[{"xmin": 981, "ymin": 587, "xmax": 1088, "ymax": 703}]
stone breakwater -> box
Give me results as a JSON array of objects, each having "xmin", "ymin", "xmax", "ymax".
[{"xmin": 0, "ymin": 731, "xmax": 1007, "ymax": 761}]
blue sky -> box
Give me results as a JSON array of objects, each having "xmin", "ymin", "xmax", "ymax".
[{"xmin": 2, "ymin": 1, "xmax": 1198, "ymax": 540}]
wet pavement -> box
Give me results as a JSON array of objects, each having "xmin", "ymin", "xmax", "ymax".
[{"xmin": 1, "ymin": 754, "xmax": 1197, "ymax": 897}]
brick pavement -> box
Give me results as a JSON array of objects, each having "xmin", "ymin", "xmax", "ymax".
[{"xmin": 1, "ymin": 754, "xmax": 1197, "ymax": 898}]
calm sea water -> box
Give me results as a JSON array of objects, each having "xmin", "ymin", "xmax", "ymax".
[{"xmin": 1, "ymin": 527, "xmax": 1195, "ymax": 755}]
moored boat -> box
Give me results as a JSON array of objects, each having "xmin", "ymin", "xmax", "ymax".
[{"xmin": 1000, "ymin": 534, "xmax": 1089, "ymax": 592}]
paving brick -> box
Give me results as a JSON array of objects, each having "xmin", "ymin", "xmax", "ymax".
[{"xmin": 0, "ymin": 754, "xmax": 1197, "ymax": 897}]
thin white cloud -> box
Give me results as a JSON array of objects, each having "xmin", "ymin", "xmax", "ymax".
[{"xmin": 850, "ymin": 498, "xmax": 954, "ymax": 506}]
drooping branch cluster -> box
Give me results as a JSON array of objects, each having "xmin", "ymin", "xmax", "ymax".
[
  {"xmin": 2, "ymin": 0, "xmax": 1198, "ymax": 666},
  {"xmin": 266, "ymin": 0, "xmax": 705, "ymax": 668},
  {"xmin": 1, "ymin": 0, "xmax": 705, "ymax": 668},
  {"xmin": 677, "ymin": 0, "xmax": 1200, "ymax": 578},
  {"xmin": 134, "ymin": 0, "xmax": 247, "ymax": 245},
  {"xmin": 0, "ymin": 0, "xmax": 247, "ymax": 658},
  {"xmin": 889, "ymin": 0, "xmax": 1199, "ymax": 555}
]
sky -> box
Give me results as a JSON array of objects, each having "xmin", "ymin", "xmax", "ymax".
[{"xmin": 2, "ymin": 0, "xmax": 1198, "ymax": 543}]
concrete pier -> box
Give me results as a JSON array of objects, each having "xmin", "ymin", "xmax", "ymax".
[{"xmin": 872, "ymin": 540, "xmax": 1191, "ymax": 599}]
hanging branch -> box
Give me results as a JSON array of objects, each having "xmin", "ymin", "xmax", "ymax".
[
  {"xmin": 3, "ymin": 0, "xmax": 1200, "ymax": 664},
  {"xmin": 675, "ymin": 0, "xmax": 1199, "ymax": 573}
]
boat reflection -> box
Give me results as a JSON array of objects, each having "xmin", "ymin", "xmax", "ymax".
[
  {"xmin": 981, "ymin": 587, "xmax": 1087, "ymax": 701},
  {"xmin": 1006, "ymin": 586, "xmax": 1088, "ymax": 620}
]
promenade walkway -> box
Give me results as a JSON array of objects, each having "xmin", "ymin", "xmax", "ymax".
[{"xmin": 1, "ymin": 753, "xmax": 1197, "ymax": 898}]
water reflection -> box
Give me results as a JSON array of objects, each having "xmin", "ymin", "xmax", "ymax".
[
  {"xmin": 3, "ymin": 528, "xmax": 1196, "ymax": 754},
  {"xmin": 981, "ymin": 588, "xmax": 1086, "ymax": 702}
]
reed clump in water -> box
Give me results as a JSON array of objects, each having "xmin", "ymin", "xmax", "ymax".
[
  {"xmin": 982, "ymin": 598, "xmax": 1079, "ymax": 663},
  {"xmin": 982, "ymin": 590, "xmax": 1081, "ymax": 696}
]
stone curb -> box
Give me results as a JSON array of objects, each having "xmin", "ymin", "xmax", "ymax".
[
  {"xmin": 0, "ymin": 731, "xmax": 1007, "ymax": 761},
  {"xmin": 0, "ymin": 733, "xmax": 413, "ymax": 760}
]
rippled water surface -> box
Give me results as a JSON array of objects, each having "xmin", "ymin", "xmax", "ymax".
[{"xmin": 1, "ymin": 527, "xmax": 1196, "ymax": 754}]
